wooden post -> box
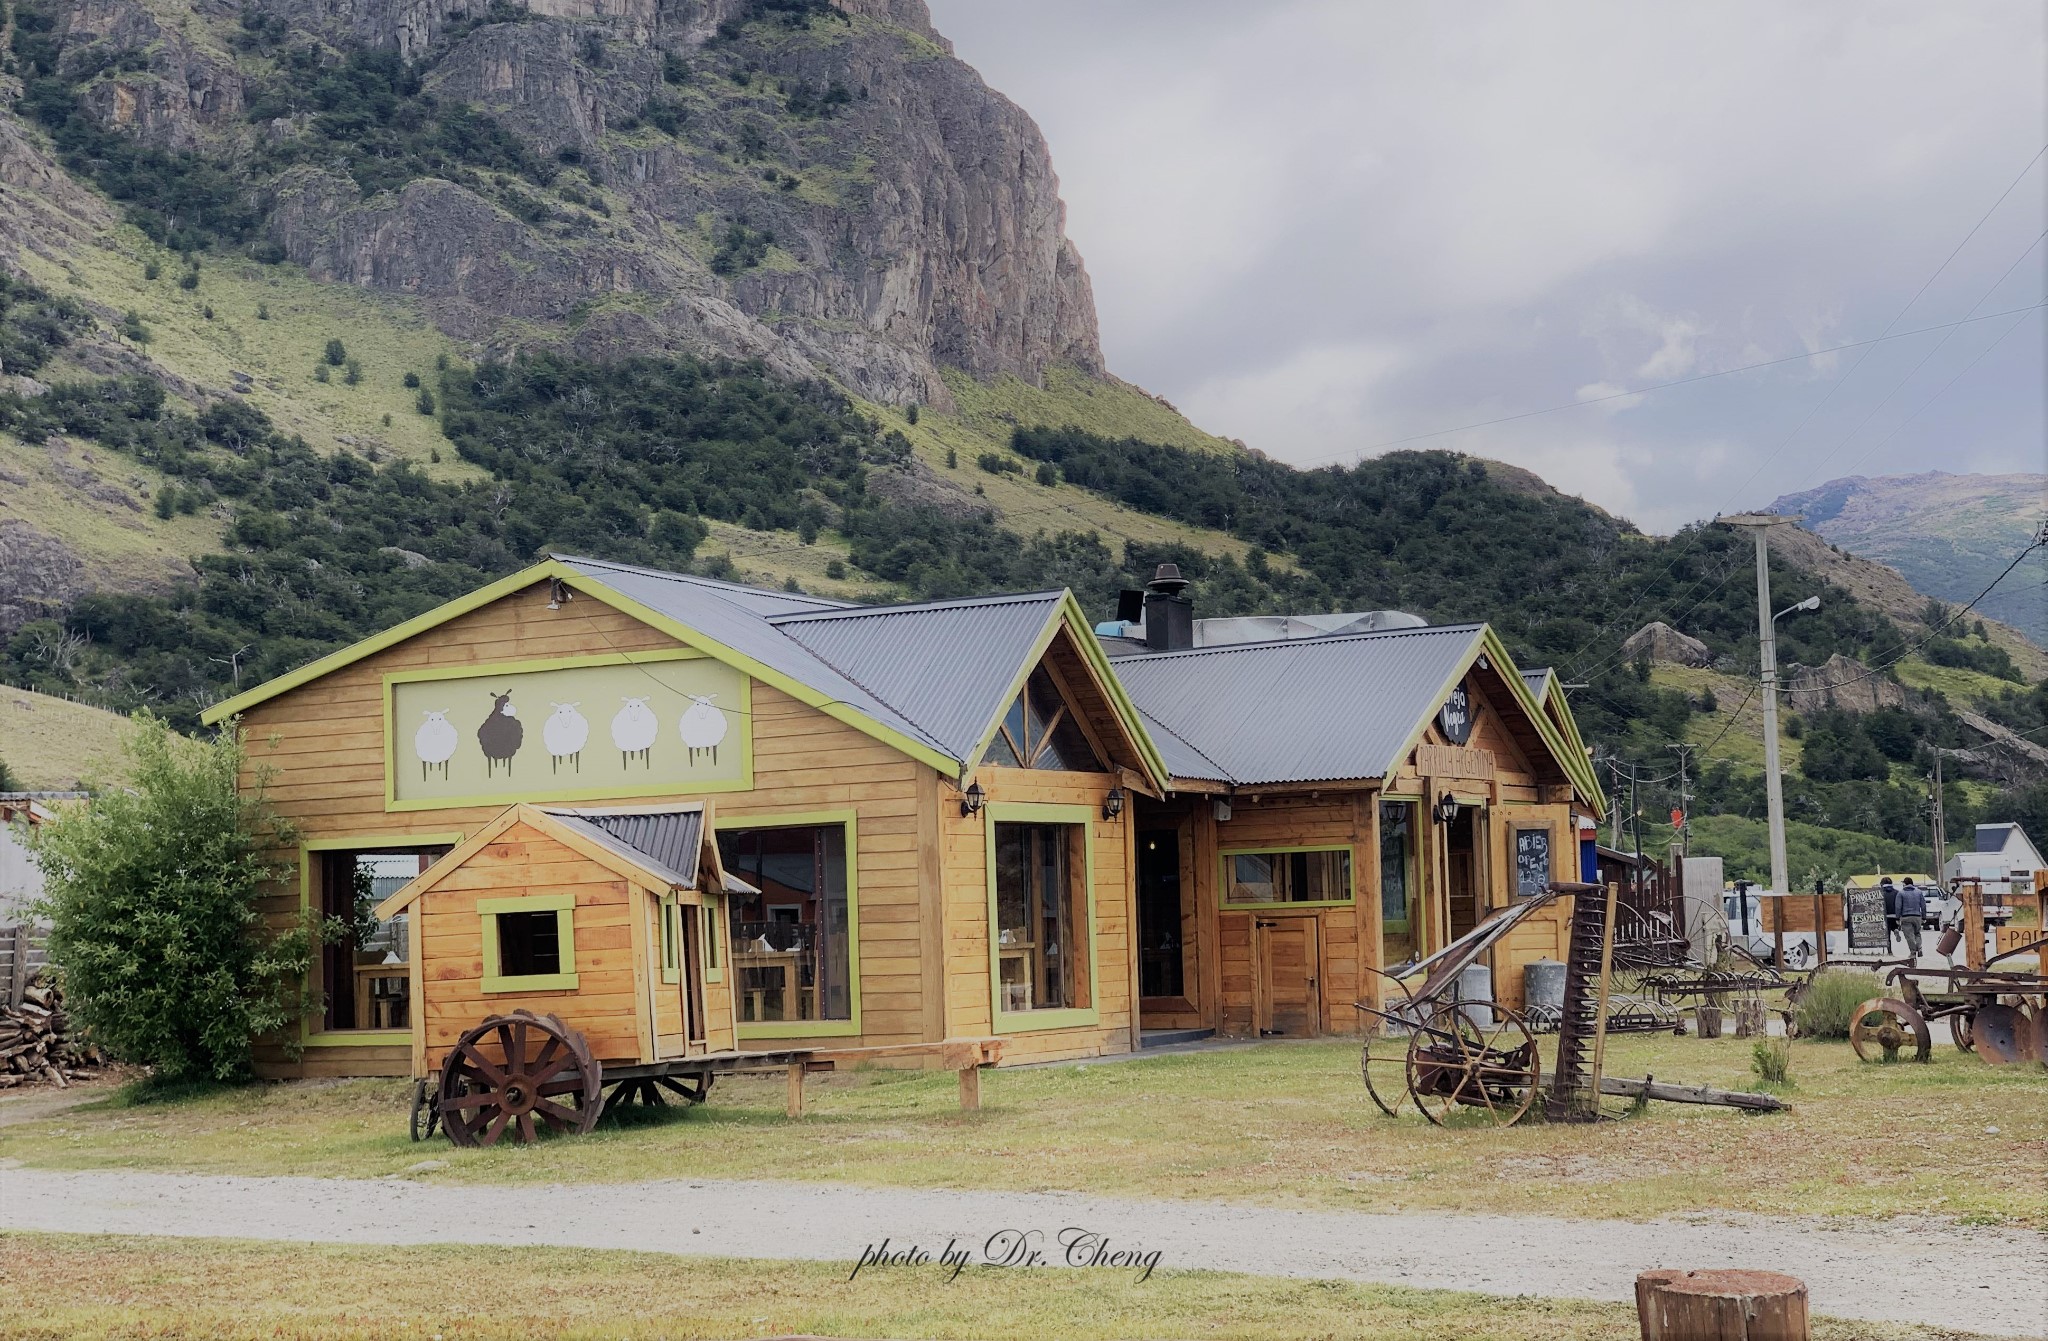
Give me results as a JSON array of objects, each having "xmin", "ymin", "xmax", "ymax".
[
  {"xmin": 1636, "ymin": 1268, "xmax": 1809, "ymax": 1340},
  {"xmin": 1771, "ymin": 896, "xmax": 1786, "ymax": 971},
  {"xmin": 1962, "ymin": 879, "xmax": 1985, "ymax": 971},
  {"xmin": 958, "ymin": 1064, "xmax": 981, "ymax": 1112},
  {"xmin": 1732, "ymin": 997, "xmax": 1767, "ymax": 1038},
  {"xmin": 1590, "ymin": 881, "xmax": 1619, "ymax": 1102},
  {"xmin": 1812, "ymin": 891, "xmax": 1827, "ymax": 965},
  {"xmin": 5, "ymin": 925, "xmax": 24, "ymax": 1009},
  {"xmin": 1694, "ymin": 1004, "xmax": 1723, "ymax": 1039},
  {"xmin": 785, "ymin": 1062, "xmax": 806, "ymax": 1119}
]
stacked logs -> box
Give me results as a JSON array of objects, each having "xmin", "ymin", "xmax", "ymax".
[{"xmin": 0, "ymin": 970, "xmax": 101, "ymax": 1088}]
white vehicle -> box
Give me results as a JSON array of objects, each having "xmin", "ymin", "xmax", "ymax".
[{"xmin": 1721, "ymin": 887, "xmax": 1831, "ymax": 967}]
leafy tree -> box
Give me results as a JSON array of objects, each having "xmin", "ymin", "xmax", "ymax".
[
  {"xmin": 30, "ymin": 716, "xmax": 317, "ymax": 1081},
  {"xmin": 323, "ymin": 339, "xmax": 348, "ymax": 367},
  {"xmin": 0, "ymin": 756, "xmax": 16, "ymax": 790}
]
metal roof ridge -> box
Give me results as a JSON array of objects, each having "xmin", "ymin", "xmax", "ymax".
[
  {"xmin": 1121, "ymin": 622, "xmax": 1485, "ymax": 662},
  {"xmin": 1136, "ymin": 708, "xmax": 1238, "ymax": 785},
  {"xmin": 550, "ymin": 553, "xmax": 857, "ymax": 610},
  {"xmin": 765, "ymin": 589, "xmax": 1069, "ymax": 625}
]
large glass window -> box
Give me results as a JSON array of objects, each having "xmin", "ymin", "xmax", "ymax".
[
  {"xmin": 314, "ymin": 846, "xmax": 448, "ymax": 1031},
  {"xmin": 1380, "ymin": 801, "xmax": 1419, "ymax": 965},
  {"xmin": 718, "ymin": 823, "xmax": 853, "ymax": 1026},
  {"xmin": 1137, "ymin": 828, "xmax": 1185, "ymax": 999},
  {"xmin": 994, "ymin": 822, "xmax": 1091, "ymax": 1013},
  {"xmin": 985, "ymin": 667, "xmax": 1104, "ymax": 772},
  {"xmin": 1224, "ymin": 848, "xmax": 1352, "ymax": 906}
]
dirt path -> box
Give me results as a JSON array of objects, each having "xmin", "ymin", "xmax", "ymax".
[{"xmin": 3, "ymin": 1168, "xmax": 2041, "ymax": 1335}]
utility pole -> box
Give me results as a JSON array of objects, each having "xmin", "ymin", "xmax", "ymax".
[
  {"xmin": 1721, "ymin": 515, "xmax": 1801, "ymax": 893},
  {"xmin": 1668, "ymin": 744, "xmax": 1693, "ymax": 857},
  {"xmin": 1930, "ymin": 750, "xmax": 1947, "ymax": 882}
]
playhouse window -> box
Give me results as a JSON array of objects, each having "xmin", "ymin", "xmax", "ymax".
[
  {"xmin": 718, "ymin": 823, "xmax": 853, "ymax": 1027},
  {"xmin": 993, "ymin": 821, "xmax": 1092, "ymax": 1014},
  {"xmin": 479, "ymin": 894, "xmax": 579, "ymax": 993},
  {"xmin": 1224, "ymin": 848, "xmax": 1352, "ymax": 906},
  {"xmin": 986, "ymin": 668, "xmax": 1103, "ymax": 772}
]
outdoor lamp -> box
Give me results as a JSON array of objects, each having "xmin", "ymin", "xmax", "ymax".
[
  {"xmin": 960, "ymin": 781, "xmax": 986, "ymax": 818},
  {"xmin": 1103, "ymin": 785, "xmax": 1126, "ymax": 821},
  {"xmin": 1433, "ymin": 791, "xmax": 1460, "ymax": 826}
]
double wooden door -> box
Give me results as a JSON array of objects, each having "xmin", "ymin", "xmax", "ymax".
[{"xmin": 1253, "ymin": 915, "xmax": 1320, "ymax": 1037}]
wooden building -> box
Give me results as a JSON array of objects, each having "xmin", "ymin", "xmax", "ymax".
[
  {"xmin": 203, "ymin": 556, "xmax": 1167, "ymax": 1078},
  {"xmin": 1103, "ymin": 572, "xmax": 1604, "ymax": 1037}
]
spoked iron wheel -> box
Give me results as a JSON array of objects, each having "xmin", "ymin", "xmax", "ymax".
[
  {"xmin": 1405, "ymin": 1002, "xmax": 1541, "ymax": 1128},
  {"xmin": 1847, "ymin": 997, "xmax": 1931, "ymax": 1064},
  {"xmin": 1359, "ymin": 969, "xmax": 1421, "ymax": 1118},
  {"xmin": 1952, "ymin": 1009, "xmax": 1976, "ymax": 1054},
  {"xmin": 601, "ymin": 1071, "xmax": 716, "ymax": 1118},
  {"xmin": 438, "ymin": 1010, "xmax": 602, "ymax": 1147},
  {"xmin": 408, "ymin": 1077, "xmax": 441, "ymax": 1142}
]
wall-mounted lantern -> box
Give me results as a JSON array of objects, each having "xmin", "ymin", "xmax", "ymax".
[
  {"xmin": 1102, "ymin": 786, "xmax": 1126, "ymax": 821},
  {"xmin": 960, "ymin": 781, "xmax": 987, "ymax": 818},
  {"xmin": 1432, "ymin": 791, "xmax": 1461, "ymax": 826}
]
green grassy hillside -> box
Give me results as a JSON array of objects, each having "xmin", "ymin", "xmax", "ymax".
[{"xmin": 0, "ymin": 684, "xmax": 132, "ymax": 789}]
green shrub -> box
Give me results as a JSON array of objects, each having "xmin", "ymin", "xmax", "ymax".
[
  {"xmin": 29, "ymin": 715, "xmax": 318, "ymax": 1081},
  {"xmin": 1793, "ymin": 968, "xmax": 1880, "ymax": 1040},
  {"xmin": 403, "ymin": 371, "xmax": 420, "ymax": 389},
  {"xmin": 256, "ymin": 303, "xmax": 269, "ymax": 320},
  {"xmin": 1751, "ymin": 1037, "xmax": 1792, "ymax": 1087},
  {"xmin": 143, "ymin": 260, "xmax": 161, "ymax": 281},
  {"xmin": 825, "ymin": 559, "xmax": 846, "ymax": 580},
  {"xmin": 343, "ymin": 358, "xmax": 363, "ymax": 386},
  {"xmin": 976, "ymin": 452, "xmax": 1022, "ymax": 476},
  {"xmin": 323, "ymin": 338, "xmax": 347, "ymax": 366},
  {"xmin": 177, "ymin": 268, "xmax": 200, "ymax": 291},
  {"xmin": 415, "ymin": 388, "xmax": 436, "ymax": 415},
  {"xmin": 945, "ymin": 446, "xmax": 957, "ymax": 469}
]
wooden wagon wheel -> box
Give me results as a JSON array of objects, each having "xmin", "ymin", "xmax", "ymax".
[
  {"xmin": 408, "ymin": 1076, "xmax": 441, "ymax": 1142},
  {"xmin": 1847, "ymin": 997, "xmax": 1930, "ymax": 1064},
  {"xmin": 1359, "ymin": 968, "xmax": 1420, "ymax": 1118},
  {"xmin": 438, "ymin": 1010, "xmax": 602, "ymax": 1147},
  {"xmin": 1405, "ymin": 1001, "xmax": 1541, "ymax": 1128}
]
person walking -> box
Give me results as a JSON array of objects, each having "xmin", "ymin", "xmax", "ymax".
[
  {"xmin": 1880, "ymin": 876, "xmax": 1899, "ymax": 946},
  {"xmin": 1896, "ymin": 877, "xmax": 1927, "ymax": 960}
]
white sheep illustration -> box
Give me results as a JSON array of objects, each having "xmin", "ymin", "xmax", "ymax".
[
  {"xmin": 611, "ymin": 696, "xmax": 658, "ymax": 768},
  {"xmin": 413, "ymin": 709, "xmax": 456, "ymax": 781},
  {"xmin": 543, "ymin": 702, "xmax": 589, "ymax": 775},
  {"xmin": 678, "ymin": 693, "xmax": 728, "ymax": 765}
]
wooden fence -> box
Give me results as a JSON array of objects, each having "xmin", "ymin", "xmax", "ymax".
[{"xmin": 0, "ymin": 924, "xmax": 49, "ymax": 1007}]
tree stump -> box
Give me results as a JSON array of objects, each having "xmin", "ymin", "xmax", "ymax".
[
  {"xmin": 1636, "ymin": 1268, "xmax": 1809, "ymax": 1340},
  {"xmin": 1733, "ymin": 997, "xmax": 1767, "ymax": 1039},
  {"xmin": 1695, "ymin": 1005, "xmax": 1723, "ymax": 1039}
]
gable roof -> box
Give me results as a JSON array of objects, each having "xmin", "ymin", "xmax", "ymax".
[
  {"xmin": 1112, "ymin": 623, "xmax": 1602, "ymax": 806},
  {"xmin": 1975, "ymin": 822, "xmax": 2041, "ymax": 862},
  {"xmin": 372, "ymin": 801, "xmax": 740, "ymax": 919},
  {"xmin": 204, "ymin": 556, "xmax": 1166, "ymax": 790}
]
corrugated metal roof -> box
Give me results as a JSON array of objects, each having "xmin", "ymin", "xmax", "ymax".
[
  {"xmin": 555, "ymin": 555, "xmax": 954, "ymax": 761},
  {"xmin": 548, "ymin": 805, "xmax": 707, "ymax": 889},
  {"xmin": 1521, "ymin": 667, "xmax": 1554, "ymax": 704},
  {"xmin": 772, "ymin": 592, "xmax": 1063, "ymax": 763},
  {"xmin": 1113, "ymin": 624, "xmax": 1485, "ymax": 786},
  {"xmin": 1135, "ymin": 707, "xmax": 1233, "ymax": 784}
]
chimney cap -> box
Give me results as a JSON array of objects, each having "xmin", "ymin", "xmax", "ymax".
[{"xmin": 1147, "ymin": 563, "xmax": 1189, "ymax": 596}]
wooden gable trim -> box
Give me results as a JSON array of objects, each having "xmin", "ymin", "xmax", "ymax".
[{"xmin": 959, "ymin": 595, "xmax": 1170, "ymax": 791}]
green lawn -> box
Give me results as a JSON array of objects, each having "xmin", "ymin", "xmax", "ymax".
[
  {"xmin": 0, "ymin": 1234, "xmax": 1975, "ymax": 1341},
  {"xmin": 6, "ymin": 1033, "xmax": 2043, "ymax": 1227}
]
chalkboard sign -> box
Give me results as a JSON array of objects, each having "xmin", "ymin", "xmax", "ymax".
[
  {"xmin": 1844, "ymin": 885, "xmax": 1889, "ymax": 951},
  {"xmin": 1514, "ymin": 828, "xmax": 1552, "ymax": 898},
  {"xmin": 1438, "ymin": 681, "xmax": 1474, "ymax": 745}
]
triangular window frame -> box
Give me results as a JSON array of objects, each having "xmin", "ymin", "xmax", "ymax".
[{"xmin": 988, "ymin": 665, "xmax": 1105, "ymax": 773}]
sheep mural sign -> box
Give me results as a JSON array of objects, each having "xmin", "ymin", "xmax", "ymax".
[{"xmin": 386, "ymin": 653, "xmax": 750, "ymax": 809}]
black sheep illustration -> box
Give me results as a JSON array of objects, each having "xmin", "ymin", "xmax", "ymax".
[{"xmin": 477, "ymin": 690, "xmax": 524, "ymax": 778}]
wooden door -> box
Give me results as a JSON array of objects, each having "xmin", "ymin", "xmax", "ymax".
[{"xmin": 1253, "ymin": 916, "xmax": 1320, "ymax": 1037}]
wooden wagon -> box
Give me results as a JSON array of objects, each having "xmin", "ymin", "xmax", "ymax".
[{"xmin": 374, "ymin": 800, "xmax": 998, "ymax": 1145}]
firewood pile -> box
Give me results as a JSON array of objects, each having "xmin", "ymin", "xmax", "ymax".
[{"xmin": 0, "ymin": 970, "xmax": 102, "ymax": 1088}]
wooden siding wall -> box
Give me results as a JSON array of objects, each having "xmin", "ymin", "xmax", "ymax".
[
  {"xmin": 1206, "ymin": 794, "xmax": 1366, "ymax": 1036},
  {"xmin": 417, "ymin": 821, "xmax": 648, "ymax": 1067},
  {"xmin": 243, "ymin": 578, "xmax": 1135, "ymax": 1075},
  {"xmin": 941, "ymin": 767, "xmax": 1136, "ymax": 1064}
]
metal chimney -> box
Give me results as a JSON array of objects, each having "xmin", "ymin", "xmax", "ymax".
[{"xmin": 1142, "ymin": 563, "xmax": 1194, "ymax": 652}]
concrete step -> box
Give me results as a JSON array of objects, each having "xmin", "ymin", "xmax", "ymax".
[{"xmin": 1139, "ymin": 1028, "xmax": 1215, "ymax": 1048}]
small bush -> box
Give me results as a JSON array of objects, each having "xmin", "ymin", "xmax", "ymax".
[
  {"xmin": 177, "ymin": 268, "xmax": 200, "ymax": 291},
  {"xmin": 249, "ymin": 240, "xmax": 288, "ymax": 265},
  {"xmin": 905, "ymin": 402, "xmax": 919, "ymax": 425},
  {"xmin": 201, "ymin": 305, "xmax": 214, "ymax": 321},
  {"xmin": 122, "ymin": 310, "xmax": 150, "ymax": 343},
  {"xmin": 416, "ymin": 388, "xmax": 436, "ymax": 415},
  {"xmin": 382, "ymin": 413, "xmax": 393, "ymax": 427},
  {"xmin": 314, "ymin": 364, "xmax": 330, "ymax": 383},
  {"xmin": 403, "ymin": 371, "xmax": 421, "ymax": 389},
  {"xmin": 323, "ymin": 338, "xmax": 347, "ymax": 366},
  {"xmin": 1751, "ymin": 1037, "xmax": 1793, "ymax": 1087},
  {"xmin": 824, "ymin": 558, "xmax": 846, "ymax": 580},
  {"xmin": 1793, "ymin": 968, "xmax": 1880, "ymax": 1040},
  {"xmin": 143, "ymin": 260, "xmax": 161, "ymax": 281},
  {"xmin": 976, "ymin": 452, "xmax": 1022, "ymax": 476},
  {"xmin": 256, "ymin": 303, "xmax": 269, "ymax": 320},
  {"xmin": 30, "ymin": 715, "xmax": 317, "ymax": 1081},
  {"xmin": 343, "ymin": 359, "xmax": 362, "ymax": 386},
  {"xmin": 945, "ymin": 446, "xmax": 957, "ymax": 469},
  {"xmin": 1034, "ymin": 461, "xmax": 1058, "ymax": 487}
]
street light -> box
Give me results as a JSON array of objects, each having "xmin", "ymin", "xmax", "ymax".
[
  {"xmin": 1719, "ymin": 515, "xmax": 1817, "ymax": 899},
  {"xmin": 1774, "ymin": 595, "xmax": 1821, "ymax": 622}
]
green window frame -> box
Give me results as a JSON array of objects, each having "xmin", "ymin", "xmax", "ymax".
[
  {"xmin": 297, "ymin": 832, "xmax": 461, "ymax": 1048},
  {"xmin": 714, "ymin": 810, "xmax": 861, "ymax": 1040},
  {"xmin": 702, "ymin": 901, "xmax": 724, "ymax": 982},
  {"xmin": 660, "ymin": 894, "xmax": 681, "ymax": 986},
  {"xmin": 479, "ymin": 893, "xmax": 579, "ymax": 993},
  {"xmin": 1220, "ymin": 844, "xmax": 1355, "ymax": 909},
  {"xmin": 984, "ymin": 800, "xmax": 1101, "ymax": 1034}
]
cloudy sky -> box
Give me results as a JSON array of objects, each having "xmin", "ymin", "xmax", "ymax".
[{"xmin": 925, "ymin": 1, "xmax": 2047, "ymax": 533}]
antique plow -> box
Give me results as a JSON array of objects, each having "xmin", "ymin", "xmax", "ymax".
[{"xmin": 1848, "ymin": 937, "xmax": 2048, "ymax": 1066}]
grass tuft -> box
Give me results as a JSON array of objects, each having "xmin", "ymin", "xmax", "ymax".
[{"xmin": 1794, "ymin": 969, "xmax": 1882, "ymax": 1040}]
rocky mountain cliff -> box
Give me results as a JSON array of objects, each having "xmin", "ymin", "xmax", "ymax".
[
  {"xmin": 1769, "ymin": 471, "xmax": 2047, "ymax": 649},
  {"xmin": 6, "ymin": 0, "xmax": 1101, "ymax": 408}
]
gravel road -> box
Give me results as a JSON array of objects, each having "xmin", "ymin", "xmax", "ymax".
[{"xmin": 2, "ymin": 1166, "xmax": 2041, "ymax": 1336}]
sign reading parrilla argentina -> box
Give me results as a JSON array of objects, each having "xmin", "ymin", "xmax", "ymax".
[
  {"xmin": 386, "ymin": 651, "xmax": 751, "ymax": 809},
  {"xmin": 1415, "ymin": 743, "xmax": 1495, "ymax": 780}
]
